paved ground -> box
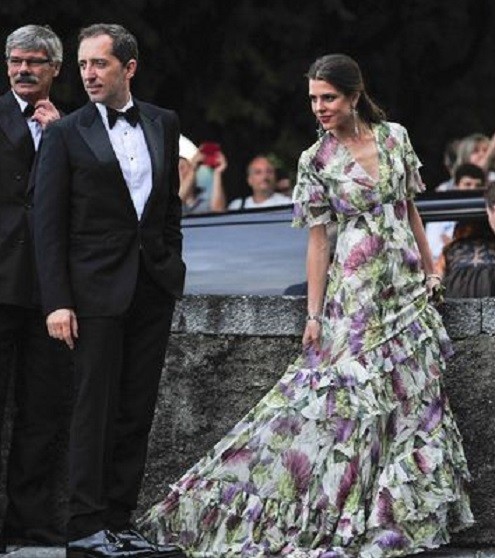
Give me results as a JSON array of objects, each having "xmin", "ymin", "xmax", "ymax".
[{"xmin": 1, "ymin": 547, "xmax": 495, "ymax": 558}]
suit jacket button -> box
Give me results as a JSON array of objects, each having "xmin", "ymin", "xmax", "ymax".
[
  {"xmin": 15, "ymin": 174, "xmax": 22, "ymax": 181},
  {"xmin": 17, "ymin": 239, "xmax": 26, "ymax": 244},
  {"xmin": 24, "ymin": 203, "xmax": 33, "ymax": 209}
]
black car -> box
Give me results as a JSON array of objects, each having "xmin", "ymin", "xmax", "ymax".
[{"xmin": 182, "ymin": 190, "xmax": 487, "ymax": 295}]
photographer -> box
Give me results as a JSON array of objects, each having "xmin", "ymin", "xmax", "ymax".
[{"xmin": 178, "ymin": 135, "xmax": 227, "ymax": 214}]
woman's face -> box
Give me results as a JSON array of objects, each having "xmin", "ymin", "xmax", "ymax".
[
  {"xmin": 309, "ymin": 79, "xmax": 356, "ymax": 133},
  {"xmin": 469, "ymin": 140, "xmax": 489, "ymax": 166}
]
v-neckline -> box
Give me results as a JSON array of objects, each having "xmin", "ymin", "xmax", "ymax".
[{"xmin": 339, "ymin": 123, "xmax": 381, "ymax": 185}]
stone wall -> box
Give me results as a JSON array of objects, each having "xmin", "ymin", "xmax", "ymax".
[{"xmin": 1, "ymin": 296, "xmax": 494, "ymax": 545}]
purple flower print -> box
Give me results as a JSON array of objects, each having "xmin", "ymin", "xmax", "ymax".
[
  {"xmin": 394, "ymin": 199, "xmax": 407, "ymax": 220},
  {"xmin": 413, "ymin": 448, "xmax": 432, "ymax": 474},
  {"xmin": 385, "ymin": 135, "xmax": 398, "ymax": 150},
  {"xmin": 305, "ymin": 345, "xmax": 322, "ymax": 369},
  {"xmin": 349, "ymin": 308, "xmax": 371, "ymax": 355},
  {"xmin": 408, "ymin": 320, "xmax": 423, "ymax": 338},
  {"xmin": 376, "ymin": 488, "xmax": 395, "ymax": 525},
  {"xmin": 221, "ymin": 446, "xmax": 253, "ymax": 464},
  {"xmin": 282, "ymin": 449, "xmax": 312, "ymax": 495},
  {"xmin": 326, "ymin": 389, "xmax": 336, "ymax": 417},
  {"xmin": 335, "ymin": 418, "xmax": 355, "ymax": 443},
  {"xmin": 246, "ymin": 502, "xmax": 263, "ymax": 522},
  {"xmin": 201, "ymin": 507, "xmax": 219, "ymax": 529},
  {"xmin": 376, "ymin": 530, "xmax": 408, "ymax": 550},
  {"xmin": 315, "ymin": 493, "xmax": 329, "ymax": 510},
  {"xmin": 391, "ymin": 368, "xmax": 407, "ymax": 401},
  {"xmin": 344, "ymin": 235, "xmax": 385, "ymax": 276},
  {"xmin": 344, "ymin": 161, "xmax": 355, "ymax": 174},
  {"xmin": 371, "ymin": 438, "xmax": 381, "ymax": 464},
  {"xmin": 162, "ymin": 489, "xmax": 180, "ymax": 514},
  {"xmin": 312, "ymin": 134, "xmax": 338, "ymax": 171},
  {"xmin": 292, "ymin": 202, "xmax": 304, "ymax": 220},
  {"xmin": 277, "ymin": 381, "xmax": 295, "ymax": 399},
  {"xmin": 222, "ymin": 483, "xmax": 242, "ymax": 505},
  {"xmin": 336, "ymin": 456, "xmax": 359, "ymax": 509},
  {"xmin": 326, "ymin": 298, "xmax": 343, "ymax": 320},
  {"xmin": 178, "ymin": 531, "xmax": 196, "ymax": 547},
  {"xmin": 420, "ymin": 397, "xmax": 443, "ymax": 433},
  {"xmin": 401, "ymin": 248, "xmax": 420, "ymax": 272},
  {"xmin": 332, "ymin": 196, "xmax": 356, "ymax": 215},
  {"xmin": 271, "ymin": 416, "xmax": 302, "ymax": 436}
]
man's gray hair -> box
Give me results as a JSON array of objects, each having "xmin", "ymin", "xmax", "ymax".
[{"xmin": 5, "ymin": 25, "xmax": 63, "ymax": 65}]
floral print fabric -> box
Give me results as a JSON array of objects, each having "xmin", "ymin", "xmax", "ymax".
[{"xmin": 141, "ymin": 122, "xmax": 473, "ymax": 558}]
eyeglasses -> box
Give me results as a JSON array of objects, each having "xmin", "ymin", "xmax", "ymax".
[{"xmin": 7, "ymin": 57, "xmax": 51, "ymax": 68}]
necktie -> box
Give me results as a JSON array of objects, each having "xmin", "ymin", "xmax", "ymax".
[
  {"xmin": 106, "ymin": 105, "xmax": 140, "ymax": 129},
  {"xmin": 23, "ymin": 104, "xmax": 35, "ymax": 118}
]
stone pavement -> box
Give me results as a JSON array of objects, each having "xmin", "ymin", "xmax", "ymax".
[{"xmin": 0, "ymin": 548, "xmax": 494, "ymax": 558}]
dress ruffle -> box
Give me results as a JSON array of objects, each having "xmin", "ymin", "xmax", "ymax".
[{"xmin": 140, "ymin": 306, "xmax": 473, "ymax": 558}]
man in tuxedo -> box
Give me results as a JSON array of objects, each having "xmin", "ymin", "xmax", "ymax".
[
  {"xmin": 0, "ymin": 25, "xmax": 71, "ymax": 547},
  {"xmin": 34, "ymin": 24, "xmax": 186, "ymax": 558}
]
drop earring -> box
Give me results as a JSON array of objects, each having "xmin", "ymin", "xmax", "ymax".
[{"xmin": 352, "ymin": 107, "xmax": 359, "ymax": 137}]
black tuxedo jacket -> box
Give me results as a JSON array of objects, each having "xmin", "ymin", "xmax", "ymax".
[
  {"xmin": 34, "ymin": 100, "xmax": 185, "ymax": 317},
  {"xmin": 0, "ymin": 91, "xmax": 39, "ymax": 307}
]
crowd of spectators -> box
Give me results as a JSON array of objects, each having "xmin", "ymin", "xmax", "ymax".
[
  {"xmin": 178, "ymin": 130, "xmax": 495, "ymax": 299},
  {"xmin": 428, "ymin": 131, "xmax": 495, "ymax": 298}
]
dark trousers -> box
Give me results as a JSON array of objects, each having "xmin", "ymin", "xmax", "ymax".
[
  {"xmin": 0, "ymin": 304, "xmax": 72, "ymax": 545},
  {"xmin": 68, "ymin": 262, "xmax": 176, "ymax": 541}
]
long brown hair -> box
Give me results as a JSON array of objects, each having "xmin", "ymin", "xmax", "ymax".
[{"xmin": 306, "ymin": 54, "xmax": 385, "ymax": 124}]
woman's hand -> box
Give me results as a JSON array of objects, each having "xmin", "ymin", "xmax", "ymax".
[
  {"xmin": 302, "ymin": 319, "xmax": 322, "ymax": 353},
  {"xmin": 425, "ymin": 274, "xmax": 445, "ymax": 305}
]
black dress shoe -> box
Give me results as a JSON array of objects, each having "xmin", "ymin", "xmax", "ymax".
[
  {"xmin": 115, "ymin": 529, "xmax": 186, "ymax": 558},
  {"xmin": 67, "ymin": 529, "xmax": 155, "ymax": 557}
]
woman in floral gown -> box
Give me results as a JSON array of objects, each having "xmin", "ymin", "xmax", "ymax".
[{"xmin": 142, "ymin": 54, "xmax": 473, "ymax": 558}]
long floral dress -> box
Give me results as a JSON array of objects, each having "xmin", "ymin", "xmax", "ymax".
[{"xmin": 141, "ymin": 122, "xmax": 474, "ymax": 558}]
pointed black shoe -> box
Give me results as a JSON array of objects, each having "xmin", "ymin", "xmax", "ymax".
[
  {"xmin": 115, "ymin": 529, "xmax": 186, "ymax": 558},
  {"xmin": 66, "ymin": 529, "xmax": 155, "ymax": 557}
]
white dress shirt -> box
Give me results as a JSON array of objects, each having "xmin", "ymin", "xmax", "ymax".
[
  {"xmin": 12, "ymin": 90, "xmax": 42, "ymax": 151},
  {"xmin": 96, "ymin": 98, "xmax": 153, "ymax": 220}
]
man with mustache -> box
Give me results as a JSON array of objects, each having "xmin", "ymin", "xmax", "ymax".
[
  {"xmin": 0, "ymin": 25, "xmax": 71, "ymax": 549},
  {"xmin": 35, "ymin": 23, "xmax": 185, "ymax": 558}
]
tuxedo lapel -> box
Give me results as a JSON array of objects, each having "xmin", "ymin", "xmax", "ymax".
[
  {"xmin": 76, "ymin": 102, "xmax": 137, "ymax": 219},
  {"xmin": 0, "ymin": 91, "xmax": 35, "ymax": 167},
  {"xmin": 137, "ymin": 101, "xmax": 168, "ymax": 222}
]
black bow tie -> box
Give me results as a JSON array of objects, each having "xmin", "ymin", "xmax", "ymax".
[
  {"xmin": 106, "ymin": 105, "xmax": 140, "ymax": 129},
  {"xmin": 23, "ymin": 104, "xmax": 35, "ymax": 118}
]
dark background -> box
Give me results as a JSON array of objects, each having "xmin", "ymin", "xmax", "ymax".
[{"xmin": 1, "ymin": 0, "xmax": 494, "ymax": 201}]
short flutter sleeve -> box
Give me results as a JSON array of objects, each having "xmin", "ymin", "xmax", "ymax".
[
  {"xmin": 403, "ymin": 127, "xmax": 426, "ymax": 199},
  {"xmin": 292, "ymin": 150, "xmax": 333, "ymax": 228}
]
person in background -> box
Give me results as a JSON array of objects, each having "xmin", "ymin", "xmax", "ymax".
[
  {"xmin": 455, "ymin": 132, "xmax": 495, "ymax": 182},
  {"xmin": 34, "ymin": 23, "xmax": 185, "ymax": 558},
  {"xmin": 178, "ymin": 135, "xmax": 227, "ymax": 214},
  {"xmin": 228, "ymin": 155, "xmax": 290, "ymax": 210},
  {"xmin": 0, "ymin": 24, "xmax": 71, "ymax": 549},
  {"xmin": 435, "ymin": 138, "xmax": 460, "ymax": 191},
  {"xmin": 441, "ymin": 181, "xmax": 495, "ymax": 298},
  {"xmin": 426, "ymin": 163, "xmax": 486, "ymax": 273},
  {"xmin": 274, "ymin": 166, "xmax": 293, "ymax": 198}
]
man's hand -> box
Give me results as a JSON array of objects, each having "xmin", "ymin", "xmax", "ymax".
[
  {"xmin": 47, "ymin": 308, "xmax": 78, "ymax": 349},
  {"xmin": 33, "ymin": 99, "xmax": 61, "ymax": 129}
]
